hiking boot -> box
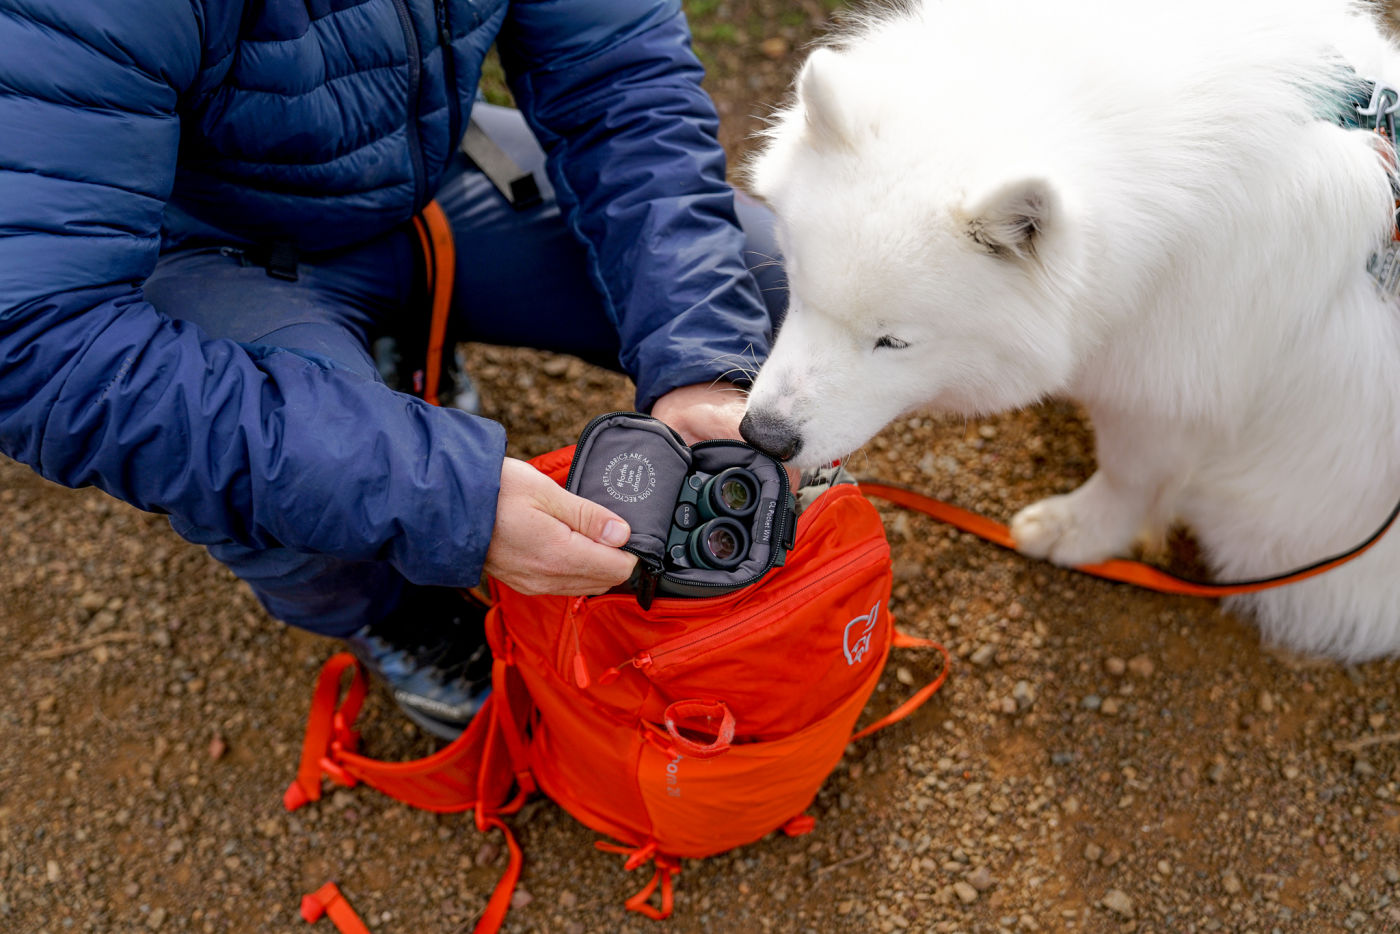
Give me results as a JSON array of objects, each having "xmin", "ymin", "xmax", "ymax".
[
  {"xmin": 344, "ymin": 588, "xmax": 492, "ymax": 741},
  {"xmin": 371, "ymin": 335, "xmax": 480, "ymax": 414}
]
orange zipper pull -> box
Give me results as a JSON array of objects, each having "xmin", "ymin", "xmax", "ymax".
[
  {"xmin": 599, "ymin": 650, "xmax": 653, "ymax": 685},
  {"xmin": 566, "ymin": 597, "xmax": 591, "ymax": 688}
]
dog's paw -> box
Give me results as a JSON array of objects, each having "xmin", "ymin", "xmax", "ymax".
[{"xmin": 1010, "ymin": 495, "xmax": 1120, "ymax": 566}]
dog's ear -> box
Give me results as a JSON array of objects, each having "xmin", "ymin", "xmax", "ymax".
[
  {"xmin": 799, "ymin": 48, "xmax": 857, "ymax": 151},
  {"xmin": 966, "ymin": 178, "xmax": 1058, "ymax": 259}
]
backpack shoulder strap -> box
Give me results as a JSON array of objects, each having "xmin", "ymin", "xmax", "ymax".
[
  {"xmin": 286, "ymin": 653, "xmax": 535, "ymax": 934},
  {"xmin": 283, "ymin": 652, "xmax": 500, "ymax": 814}
]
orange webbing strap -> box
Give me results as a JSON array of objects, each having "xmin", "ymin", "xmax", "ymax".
[
  {"xmin": 851, "ymin": 630, "xmax": 950, "ymax": 742},
  {"xmin": 860, "ymin": 481, "xmax": 1400, "ymax": 598},
  {"xmin": 463, "ymin": 648, "xmax": 536, "ymax": 933},
  {"xmin": 301, "ymin": 882, "xmax": 372, "ymax": 934},
  {"xmin": 471, "ymin": 808, "xmax": 524, "ymax": 934},
  {"xmin": 284, "ymin": 651, "xmax": 535, "ymax": 934},
  {"xmin": 284, "ymin": 653, "xmax": 368, "ymax": 810},
  {"xmin": 595, "ymin": 842, "xmax": 681, "ymax": 921},
  {"xmin": 285, "ymin": 653, "xmax": 507, "ymax": 815},
  {"xmin": 409, "ymin": 200, "xmax": 456, "ymax": 407}
]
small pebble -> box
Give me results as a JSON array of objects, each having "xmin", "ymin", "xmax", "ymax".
[
  {"xmin": 1126, "ymin": 655, "xmax": 1155, "ymax": 677},
  {"xmin": 953, "ymin": 881, "xmax": 979, "ymax": 904},
  {"xmin": 759, "ymin": 36, "xmax": 789, "ymax": 60},
  {"xmin": 966, "ymin": 866, "xmax": 995, "ymax": 891},
  {"xmin": 1101, "ymin": 888, "xmax": 1134, "ymax": 918},
  {"xmin": 1104, "ymin": 657, "xmax": 1126, "ymax": 676}
]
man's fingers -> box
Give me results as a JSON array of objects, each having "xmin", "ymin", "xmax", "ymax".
[
  {"xmin": 487, "ymin": 457, "xmax": 639, "ymax": 597},
  {"xmin": 539, "ymin": 480, "xmax": 632, "ymax": 547}
]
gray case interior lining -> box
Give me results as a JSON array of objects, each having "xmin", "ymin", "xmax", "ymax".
[{"xmin": 567, "ymin": 414, "xmax": 692, "ymax": 561}]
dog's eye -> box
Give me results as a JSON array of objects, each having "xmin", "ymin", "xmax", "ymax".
[{"xmin": 874, "ymin": 335, "xmax": 909, "ymax": 350}]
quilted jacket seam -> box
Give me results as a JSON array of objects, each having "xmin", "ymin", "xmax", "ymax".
[
  {"xmin": 0, "ymin": 6, "xmax": 172, "ymax": 85},
  {"xmin": 226, "ymin": 61, "xmax": 400, "ymax": 98}
]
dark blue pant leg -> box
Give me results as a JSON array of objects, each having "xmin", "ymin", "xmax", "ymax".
[{"xmin": 143, "ymin": 237, "xmax": 420, "ymax": 637}]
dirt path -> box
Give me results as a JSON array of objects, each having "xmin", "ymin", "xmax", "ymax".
[{"xmin": 5, "ymin": 3, "xmax": 1400, "ymax": 933}]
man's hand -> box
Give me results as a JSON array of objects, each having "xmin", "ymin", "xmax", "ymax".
[
  {"xmin": 650, "ymin": 381, "xmax": 748, "ymax": 445},
  {"xmin": 484, "ymin": 457, "xmax": 639, "ymax": 596},
  {"xmin": 654, "ymin": 382, "xmax": 801, "ymax": 488}
]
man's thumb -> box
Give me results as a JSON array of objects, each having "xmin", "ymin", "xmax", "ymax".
[
  {"xmin": 596, "ymin": 515, "xmax": 631, "ymax": 547},
  {"xmin": 553, "ymin": 487, "xmax": 631, "ymax": 547}
]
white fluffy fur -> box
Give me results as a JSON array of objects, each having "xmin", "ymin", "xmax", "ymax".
[{"xmin": 744, "ymin": 0, "xmax": 1400, "ymax": 660}]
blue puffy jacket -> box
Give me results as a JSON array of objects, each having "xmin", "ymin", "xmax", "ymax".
[{"xmin": 0, "ymin": 0, "xmax": 771, "ymax": 588}]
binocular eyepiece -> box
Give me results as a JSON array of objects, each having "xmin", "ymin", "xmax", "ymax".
[{"xmin": 671, "ymin": 466, "xmax": 762, "ymax": 571}]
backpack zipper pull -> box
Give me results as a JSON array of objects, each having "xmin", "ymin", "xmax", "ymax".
[
  {"xmin": 598, "ymin": 650, "xmax": 652, "ymax": 685},
  {"xmin": 566, "ymin": 596, "xmax": 591, "ymax": 688}
]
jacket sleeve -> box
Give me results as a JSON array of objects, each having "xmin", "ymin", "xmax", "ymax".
[
  {"xmin": 498, "ymin": 0, "xmax": 772, "ymax": 411},
  {"xmin": 0, "ymin": 1, "xmax": 505, "ymax": 588}
]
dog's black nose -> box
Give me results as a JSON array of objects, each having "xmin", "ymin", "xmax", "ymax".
[{"xmin": 740, "ymin": 409, "xmax": 803, "ymax": 462}]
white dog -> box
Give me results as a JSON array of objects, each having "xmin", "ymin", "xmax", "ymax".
[{"xmin": 740, "ymin": 0, "xmax": 1400, "ymax": 661}]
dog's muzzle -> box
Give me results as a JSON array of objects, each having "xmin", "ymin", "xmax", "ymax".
[{"xmin": 739, "ymin": 410, "xmax": 803, "ymax": 462}]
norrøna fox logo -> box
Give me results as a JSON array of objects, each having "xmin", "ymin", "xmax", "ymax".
[{"xmin": 843, "ymin": 601, "xmax": 880, "ymax": 666}]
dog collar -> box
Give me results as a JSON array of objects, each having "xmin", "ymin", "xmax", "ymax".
[{"xmin": 1334, "ymin": 73, "xmax": 1400, "ymax": 296}]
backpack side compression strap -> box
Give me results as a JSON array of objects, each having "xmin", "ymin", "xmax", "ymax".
[{"xmin": 410, "ymin": 200, "xmax": 456, "ymax": 408}]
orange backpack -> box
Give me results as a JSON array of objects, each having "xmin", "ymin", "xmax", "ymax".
[{"xmin": 286, "ymin": 446, "xmax": 947, "ymax": 932}]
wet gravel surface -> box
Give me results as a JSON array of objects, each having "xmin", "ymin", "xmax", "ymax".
[{"xmin": 5, "ymin": 3, "xmax": 1400, "ymax": 933}]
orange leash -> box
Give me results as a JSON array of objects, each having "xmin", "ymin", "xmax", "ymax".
[{"xmin": 860, "ymin": 481, "xmax": 1400, "ymax": 598}]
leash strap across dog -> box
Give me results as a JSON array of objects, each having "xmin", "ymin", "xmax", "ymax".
[{"xmin": 859, "ymin": 481, "xmax": 1400, "ymax": 597}]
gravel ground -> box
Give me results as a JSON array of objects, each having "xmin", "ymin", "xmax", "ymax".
[{"xmin": 6, "ymin": 3, "xmax": 1400, "ymax": 933}]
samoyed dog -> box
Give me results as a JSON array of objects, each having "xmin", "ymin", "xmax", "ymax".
[{"xmin": 740, "ymin": 0, "xmax": 1400, "ymax": 661}]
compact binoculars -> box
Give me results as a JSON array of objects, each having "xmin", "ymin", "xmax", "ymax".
[
  {"xmin": 668, "ymin": 466, "xmax": 763, "ymax": 571},
  {"xmin": 565, "ymin": 412, "xmax": 797, "ymax": 606}
]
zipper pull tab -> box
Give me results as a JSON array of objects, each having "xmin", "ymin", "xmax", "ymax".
[
  {"xmin": 599, "ymin": 650, "xmax": 653, "ymax": 685},
  {"xmin": 434, "ymin": 0, "xmax": 451, "ymax": 45},
  {"xmin": 626, "ymin": 556, "xmax": 661, "ymax": 611},
  {"xmin": 565, "ymin": 596, "xmax": 591, "ymax": 688}
]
